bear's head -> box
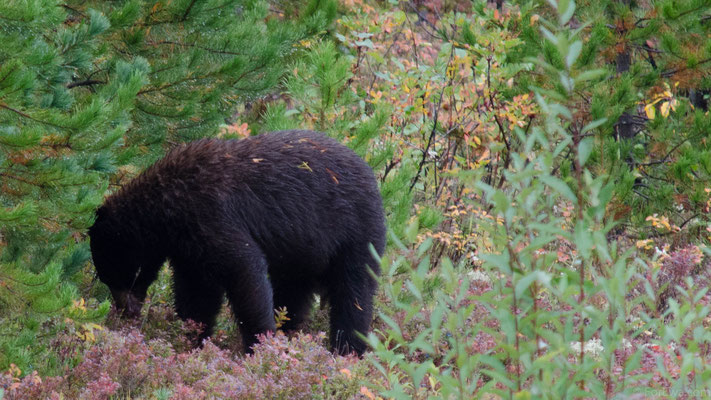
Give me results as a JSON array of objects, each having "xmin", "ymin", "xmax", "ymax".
[{"xmin": 88, "ymin": 206, "xmax": 147, "ymax": 318}]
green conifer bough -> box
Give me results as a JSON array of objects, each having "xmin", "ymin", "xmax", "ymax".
[{"xmin": 0, "ymin": 0, "xmax": 334, "ymax": 373}]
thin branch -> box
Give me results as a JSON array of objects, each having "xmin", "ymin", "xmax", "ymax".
[
  {"xmin": 0, "ymin": 172, "xmax": 48, "ymax": 188},
  {"xmin": 145, "ymin": 40, "xmax": 245, "ymax": 56},
  {"xmin": 0, "ymin": 104, "xmax": 67, "ymax": 129},
  {"xmin": 182, "ymin": 0, "xmax": 198, "ymax": 21},
  {"xmin": 661, "ymin": 57, "xmax": 711, "ymax": 78},
  {"xmin": 405, "ymin": 1, "xmax": 446, "ymax": 40},
  {"xmin": 66, "ymin": 79, "xmax": 105, "ymax": 89},
  {"xmin": 637, "ymin": 139, "xmax": 687, "ymax": 166},
  {"xmin": 409, "ymin": 42, "xmax": 456, "ymax": 192}
]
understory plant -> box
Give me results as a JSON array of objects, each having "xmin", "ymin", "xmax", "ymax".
[
  {"xmin": 0, "ymin": 330, "xmax": 364, "ymax": 399},
  {"xmin": 367, "ymin": 0, "xmax": 711, "ymax": 398}
]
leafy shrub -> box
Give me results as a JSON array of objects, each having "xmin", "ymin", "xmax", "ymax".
[
  {"xmin": 366, "ymin": 0, "xmax": 711, "ymax": 398},
  {"xmin": 1, "ymin": 330, "xmax": 364, "ymax": 399}
]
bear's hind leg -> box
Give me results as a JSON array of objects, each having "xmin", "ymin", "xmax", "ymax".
[{"xmin": 326, "ymin": 246, "xmax": 379, "ymax": 356}]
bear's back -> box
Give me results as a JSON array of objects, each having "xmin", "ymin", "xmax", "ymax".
[{"xmin": 107, "ymin": 130, "xmax": 385, "ymax": 265}]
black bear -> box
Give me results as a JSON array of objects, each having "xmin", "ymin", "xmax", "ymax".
[{"xmin": 88, "ymin": 130, "xmax": 386, "ymax": 355}]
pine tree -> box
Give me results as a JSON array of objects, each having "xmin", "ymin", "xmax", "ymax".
[
  {"xmin": 85, "ymin": 0, "xmax": 336, "ymax": 165},
  {"xmin": 0, "ymin": 1, "xmax": 146, "ymax": 372},
  {"xmin": 0, "ymin": 0, "xmax": 334, "ymax": 373}
]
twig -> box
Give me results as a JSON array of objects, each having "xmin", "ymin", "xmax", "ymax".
[
  {"xmin": 404, "ymin": 1, "xmax": 445, "ymax": 40},
  {"xmin": 182, "ymin": 0, "xmax": 198, "ymax": 21},
  {"xmin": 637, "ymin": 139, "xmax": 687, "ymax": 166},
  {"xmin": 661, "ymin": 57, "xmax": 711, "ymax": 78},
  {"xmin": 67, "ymin": 79, "xmax": 104, "ymax": 89},
  {"xmin": 145, "ymin": 40, "xmax": 245, "ymax": 56},
  {"xmin": 0, "ymin": 104, "xmax": 68, "ymax": 129},
  {"xmin": 409, "ymin": 41, "xmax": 456, "ymax": 192}
]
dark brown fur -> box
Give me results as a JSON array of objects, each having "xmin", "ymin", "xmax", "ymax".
[{"xmin": 89, "ymin": 130, "xmax": 386, "ymax": 355}]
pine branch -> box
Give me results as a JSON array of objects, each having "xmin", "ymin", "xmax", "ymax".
[
  {"xmin": 0, "ymin": 104, "xmax": 67, "ymax": 129},
  {"xmin": 145, "ymin": 40, "xmax": 245, "ymax": 56},
  {"xmin": 67, "ymin": 79, "xmax": 105, "ymax": 89},
  {"xmin": 182, "ymin": 0, "xmax": 198, "ymax": 21}
]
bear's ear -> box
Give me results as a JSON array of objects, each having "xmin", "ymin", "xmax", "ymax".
[
  {"xmin": 93, "ymin": 205, "xmax": 114, "ymax": 225},
  {"xmin": 95, "ymin": 205, "xmax": 108, "ymax": 218},
  {"xmin": 89, "ymin": 206, "xmax": 111, "ymax": 236}
]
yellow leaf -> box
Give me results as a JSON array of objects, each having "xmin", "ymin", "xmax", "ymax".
[
  {"xmin": 73, "ymin": 298, "xmax": 87, "ymax": 311},
  {"xmin": 660, "ymin": 101, "xmax": 670, "ymax": 117},
  {"xmin": 8, "ymin": 364, "xmax": 21, "ymax": 377},
  {"xmin": 429, "ymin": 375, "xmax": 438, "ymax": 390},
  {"xmin": 644, "ymin": 103, "xmax": 656, "ymax": 119},
  {"xmin": 636, "ymin": 239, "xmax": 653, "ymax": 250},
  {"xmin": 446, "ymin": 65, "xmax": 456, "ymax": 79},
  {"xmin": 86, "ymin": 323, "xmax": 104, "ymax": 331},
  {"xmin": 298, "ymin": 161, "xmax": 313, "ymax": 172}
]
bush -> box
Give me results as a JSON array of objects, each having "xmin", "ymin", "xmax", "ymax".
[
  {"xmin": 1, "ymin": 330, "xmax": 365, "ymax": 399},
  {"xmin": 366, "ymin": 1, "xmax": 711, "ymax": 397}
]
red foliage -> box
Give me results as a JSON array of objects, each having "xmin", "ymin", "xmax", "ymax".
[{"xmin": 1, "ymin": 330, "xmax": 361, "ymax": 399}]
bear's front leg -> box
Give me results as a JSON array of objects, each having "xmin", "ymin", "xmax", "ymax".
[
  {"xmin": 220, "ymin": 240, "xmax": 277, "ymax": 354},
  {"xmin": 172, "ymin": 262, "xmax": 227, "ymax": 345}
]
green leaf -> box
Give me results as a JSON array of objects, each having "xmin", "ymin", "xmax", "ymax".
[
  {"xmin": 87, "ymin": 9, "xmax": 110, "ymax": 36},
  {"xmin": 581, "ymin": 118, "xmax": 607, "ymax": 134},
  {"xmin": 481, "ymin": 253, "xmax": 512, "ymax": 274},
  {"xmin": 354, "ymin": 39, "xmax": 374, "ymax": 49},
  {"xmin": 515, "ymin": 271, "xmax": 552, "ymax": 298},
  {"xmin": 411, "ymin": 361, "xmax": 435, "ymax": 388},
  {"xmin": 624, "ymin": 350, "xmax": 643, "ymax": 374},
  {"xmin": 492, "ymin": 190, "xmax": 511, "ymax": 212},
  {"xmin": 540, "ymin": 26, "xmax": 559, "ymax": 45},
  {"xmin": 574, "ymin": 221, "xmax": 592, "ymax": 259},
  {"xmin": 540, "ymin": 175, "xmax": 577, "ymax": 203},
  {"xmin": 566, "ymin": 40, "xmax": 582, "ymax": 68},
  {"xmin": 514, "ymin": 390, "xmax": 532, "ymax": 400},
  {"xmin": 393, "ymin": 10, "xmax": 406, "ymax": 24},
  {"xmin": 559, "ymin": 0, "xmax": 576, "ymax": 25},
  {"xmin": 578, "ymin": 137, "xmax": 594, "ymax": 167},
  {"xmin": 575, "ymin": 69, "xmax": 608, "ymax": 84}
]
